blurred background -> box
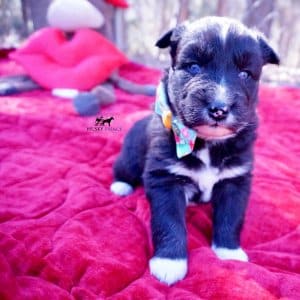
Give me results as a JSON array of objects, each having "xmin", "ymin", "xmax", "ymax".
[{"xmin": 1, "ymin": 0, "xmax": 299, "ymax": 85}]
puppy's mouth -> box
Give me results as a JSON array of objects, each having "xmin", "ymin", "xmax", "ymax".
[{"xmin": 195, "ymin": 124, "xmax": 236, "ymax": 140}]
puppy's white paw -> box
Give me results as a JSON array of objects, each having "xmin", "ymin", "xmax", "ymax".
[
  {"xmin": 149, "ymin": 257, "xmax": 187, "ymax": 285},
  {"xmin": 212, "ymin": 244, "xmax": 248, "ymax": 262},
  {"xmin": 110, "ymin": 181, "xmax": 133, "ymax": 196}
]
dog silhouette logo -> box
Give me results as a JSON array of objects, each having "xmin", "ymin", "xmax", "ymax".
[
  {"xmin": 88, "ymin": 116, "xmax": 120, "ymax": 132},
  {"xmin": 95, "ymin": 116, "xmax": 115, "ymax": 127}
]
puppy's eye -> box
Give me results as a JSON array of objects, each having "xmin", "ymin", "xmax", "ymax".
[
  {"xmin": 239, "ymin": 71, "xmax": 251, "ymax": 80},
  {"xmin": 186, "ymin": 64, "xmax": 201, "ymax": 75}
]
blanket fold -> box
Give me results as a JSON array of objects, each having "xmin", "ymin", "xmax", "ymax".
[{"xmin": 0, "ymin": 60, "xmax": 299, "ymax": 300}]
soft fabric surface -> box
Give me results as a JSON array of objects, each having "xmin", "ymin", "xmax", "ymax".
[
  {"xmin": 0, "ymin": 60, "xmax": 299, "ymax": 300},
  {"xmin": 10, "ymin": 28, "xmax": 127, "ymax": 90},
  {"xmin": 47, "ymin": 0, "xmax": 105, "ymax": 31}
]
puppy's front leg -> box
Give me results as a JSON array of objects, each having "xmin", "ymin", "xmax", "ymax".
[
  {"xmin": 145, "ymin": 177, "xmax": 187, "ymax": 285},
  {"xmin": 211, "ymin": 175, "xmax": 251, "ymax": 262}
]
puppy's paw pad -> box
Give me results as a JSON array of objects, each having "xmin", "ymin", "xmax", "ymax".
[
  {"xmin": 110, "ymin": 181, "xmax": 133, "ymax": 196},
  {"xmin": 149, "ymin": 257, "xmax": 187, "ymax": 285},
  {"xmin": 212, "ymin": 245, "xmax": 248, "ymax": 262}
]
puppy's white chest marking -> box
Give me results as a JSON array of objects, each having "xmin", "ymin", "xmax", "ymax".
[
  {"xmin": 169, "ymin": 148, "xmax": 250, "ymax": 203},
  {"xmin": 195, "ymin": 148, "xmax": 219, "ymax": 202}
]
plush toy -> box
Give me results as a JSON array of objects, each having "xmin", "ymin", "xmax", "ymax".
[
  {"xmin": 9, "ymin": 0, "xmax": 156, "ymax": 116},
  {"xmin": 52, "ymin": 83, "xmax": 116, "ymax": 116},
  {"xmin": 47, "ymin": 0, "xmax": 105, "ymax": 31}
]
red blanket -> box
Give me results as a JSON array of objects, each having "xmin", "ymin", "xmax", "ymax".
[{"xmin": 0, "ymin": 60, "xmax": 300, "ymax": 300}]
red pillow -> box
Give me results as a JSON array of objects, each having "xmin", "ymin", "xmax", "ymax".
[{"xmin": 10, "ymin": 28, "xmax": 128, "ymax": 90}]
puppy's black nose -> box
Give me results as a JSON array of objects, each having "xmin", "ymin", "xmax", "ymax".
[{"xmin": 208, "ymin": 103, "xmax": 229, "ymax": 121}]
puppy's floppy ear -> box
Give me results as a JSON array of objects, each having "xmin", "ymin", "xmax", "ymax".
[
  {"xmin": 155, "ymin": 24, "xmax": 186, "ymax": 67},
  {"xmin": 258, "ymin": 36, "xmax": 280, "ymax": 65},
  {"xmin": 155, "ymin": 24, "xmax": 185, "ymax": 47},
  {"xmin": 155, "ymin": 29, "xmax": 173, "ymax": 48}
]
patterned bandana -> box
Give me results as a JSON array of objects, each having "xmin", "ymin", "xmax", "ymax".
[{"xmin": 155, "ymin": 81, "xmax": 197, "ymax": 158}]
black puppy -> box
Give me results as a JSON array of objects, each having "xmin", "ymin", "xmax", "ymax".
[{"xmin": 111, "ymin": 17, "xmax": 279, "ymax": 285}]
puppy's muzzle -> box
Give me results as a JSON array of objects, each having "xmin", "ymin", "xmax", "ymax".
[{"xmin": 208, "ymin": 101, "xmax": 229, "ymax": 121}]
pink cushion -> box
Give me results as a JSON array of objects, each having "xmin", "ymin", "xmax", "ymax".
[{"xmin": 10, "ymin": 28, "xmax": 127, "ymax": 90}]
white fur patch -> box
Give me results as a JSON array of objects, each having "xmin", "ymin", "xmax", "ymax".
[
  {"xmin": 219, "ymin": 20, "xmax": 231, "ymax": 44},
  {"xmin": 149, "ymin": 257, "xmax": 187, "ymax": 285},
  {"xmin": 215, "ymin": 78, "xmax": 228, "ymax": 103},
  {"xmin": 197, "ymin": 147, "xmax": 210, "ymax": 166},
  {"xmin": 214, "ymin": 79, "xmax": 234, "ymax": 122},
  {"xmin": 225, "ymin": 112, "xmax": 236, "ymax": 125},
  {"xmin": 110, "ymin": 181, "xmax": 133, "ymax": 196},
  {"xmin": 168, "ymin": 148, "xmax": 250, "ymax": 203},
  {"xmin": 212, "ymin": 244, "xmax": 248, "ymax": 261},
  {"xmin": 184, "ymin": 186, "xmax": 196, "ymax": 205}
]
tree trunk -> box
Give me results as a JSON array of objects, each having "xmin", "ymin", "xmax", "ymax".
[
  {"xmin": 217, "ymin": 0, "xmax": 229, "ymax": 16},
  {"xmin": 24, "ymin": 0, "xmax": 51, "ymax": 30},
  {"xmin": 177, "ymin": 0, "xmax": 189, "ymax": 24},
  {"xmin": 243, "ymin": 0, "xmax": 274, "ymax": 37},
  {"xmin": 88, "ymin": 0, "xmax": 116, "ymax": 41}
]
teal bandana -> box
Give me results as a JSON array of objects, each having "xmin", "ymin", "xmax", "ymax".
[{"xmin": 155, "ymin": 81, "xmax": 197, "ymax": 159}]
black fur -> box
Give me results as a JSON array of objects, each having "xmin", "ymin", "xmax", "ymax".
[{"xmin": 112, "ymin": 17, "xmax": 279, "ymax": 267}]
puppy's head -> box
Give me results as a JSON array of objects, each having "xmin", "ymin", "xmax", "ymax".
[{"xmin": 156, "ymin": 16, "xmax": 279, "ymax": 140}]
